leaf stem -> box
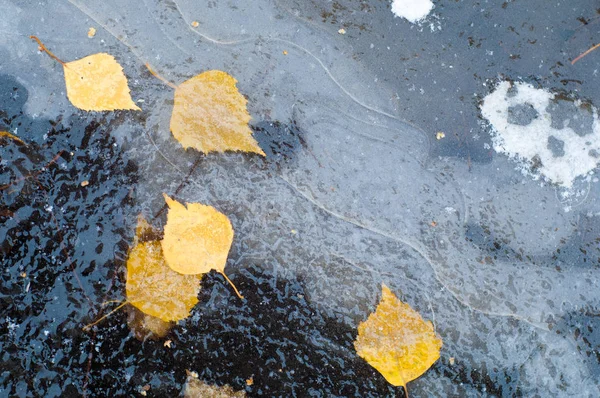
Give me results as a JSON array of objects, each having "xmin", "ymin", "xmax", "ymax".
[
  {"xmin": 145, "ymin": 63, "xmax": 178, "ymax": 89},
  {"xmin": 572, "ymin": 42, "xmax": 600, "ymax": 65},
  {"xmin": 220, "ymin": 272, "xmax": 244, "ymax": 300},
  {"xmin": 29, "ymin": 36, "xmax": 66, "ymax": 66},
  {"xmin": 83, "ymin": 301, "xmax": 128, "ymax": 331},
  {"xmin": 101, "ymin": 300, "xmax": 125, "ymax": 306}
]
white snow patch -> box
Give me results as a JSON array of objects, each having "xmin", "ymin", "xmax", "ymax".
[
  {"xmin": 481, "ymin": 81, "xmax": 600, "ymax": 188},
  {"xmin": 391, "ymin": 0, "xmax": 434, "ymax": 23}
]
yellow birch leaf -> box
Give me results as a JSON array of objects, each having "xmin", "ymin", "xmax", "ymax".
[
  {"xmin": 161, "ymin": 194, "xmax": 244, "ymax": 299},
  {"xmin": 169, "ymin": 70, "xmax": 264, "ymax": 155},
  {"xmin": 63, "ymin": 53, "xmax": 140, "ymax": 111},
  {"xmin": 30, "ymin": 36, "xmax": 139, "ymax": 111},
  {"xmin": 161, "ymin": 194, "xmax": 234, "ymax": 275},
  {"xmin": 126, "ymin": 239, "xmax": 202, "ymax": 322},
  {"xmin": 354, "ymin": 285, "xmax": 442, "ymax": 389}
]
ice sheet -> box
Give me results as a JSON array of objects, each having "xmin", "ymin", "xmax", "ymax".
[{"xmin": 1, "ymin": 0, "xmax": 599, "ymax": 396}]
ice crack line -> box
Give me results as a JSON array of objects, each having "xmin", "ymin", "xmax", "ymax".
[
  {"xmin": 278, "ymin": 174, "xmax": 549, "ymax": 332},
  {"xmin": 68, "ymin": 0, "xmax": 401, "ymax": 123},
  {"xmin": 66, "ymin": 0, "xmax": 543, "ymax": 333},
  {"xmin": 170, "ymin": 0, "xmax": 406, "ymax": 122}
]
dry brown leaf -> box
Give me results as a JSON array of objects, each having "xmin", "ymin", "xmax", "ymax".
[
  {"xmin": 126, "ymin": 239, "xmax": 202, "ymax": 322},
  {"xmin": 169, "ymin": 70, "xmax": 264, "ymax": 155},
  {"xmin": 354, "ymin": 285, "xmax": 442, "ymax": 390},
  {"xmin": 30, "ymin": 36, "xmax": 140, "ymax": 111}
]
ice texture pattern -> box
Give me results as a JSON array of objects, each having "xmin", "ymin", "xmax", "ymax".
[{"xmin": 1, "ymin": 0, "xmax": 599, "ymax": 396}]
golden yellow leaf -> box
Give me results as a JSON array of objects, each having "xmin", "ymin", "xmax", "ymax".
[
  {"xmin": 160, "ymin": 194, "xmax": 244, "ymax": 299},
  {"xmin": 161, "ymin": 194, "xmax": 234, "ymax": 275},
  {"xmin": 63, "ymin": 53, "xmax": 140, "ymax": 111},
  {"xmin": 169, "ymin": 70, "xmax": 264, "ymax": 155},
  {"xmin": 30, "ymin": 36, "xmax": 139, "ymax": 111},
  {"xmin": 126, "ymin": 239, "xmax": 202, "ymax": 322},
  {"xmin": 354, "ymin": 285, "xmax": 442, "ymax": 389}
]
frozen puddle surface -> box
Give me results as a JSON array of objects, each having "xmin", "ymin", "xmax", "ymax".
[
  {"xmin": 481, "ymin": 80, "xmax": 600, "ymax": 188},
  {"xmin": 1, "ymin": 0, "xmax": 600, "ymax": 397}
]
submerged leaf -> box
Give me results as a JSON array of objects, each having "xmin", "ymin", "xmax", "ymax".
[
  {"xmin": 354, "ymin": 285, "xmax": 442, "ymax": 388},
  {"xmin": 126, "ymin": 240, "xmax": 202, "ymax": 322},
  {"xmin": 134, "ymin": 213, "xmax": 162, "ymax": 243},
  {"xmin": 170, "ymin": 70, "xmax": 264, "ymax": 155},
  {"xmin": 64, "ymin": 53, "xmax": 140, "ymax": 111},
  {"xmin": 126, "ymin": 305, "xmax": 172, "ymax": 341},
  {"xmin": 184, "ymin": 376, "xmax": 247, "ymax": 398},
  {"xmin": 161, "ymin": 194, "xmax": 234, "ymax": 275}
]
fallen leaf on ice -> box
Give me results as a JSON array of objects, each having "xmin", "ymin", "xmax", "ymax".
[
  {"xmin": 126, "ymin": 239, "xmax": 202, "ymax": 322},
  {"xmin": 145, "ymin": 64, "xmax": 263, "ymax": 155},
  {"xmin": 170, "ymin": 70, "xmax": 264, "ymax": 155},
  {"xmin": 161, "ymin": 194, "xmax": 243, "ymax": 298},
  {"xmin": 354, "ymin": 285, "xmax": 442, "ymax": 392},
  {"xmin": 30, "ymin": 36, "xmax": 140, "ymax": 111},
  {"xmin": 161, "ymin": 194, "xmax": 234, "ymax": 275}
]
